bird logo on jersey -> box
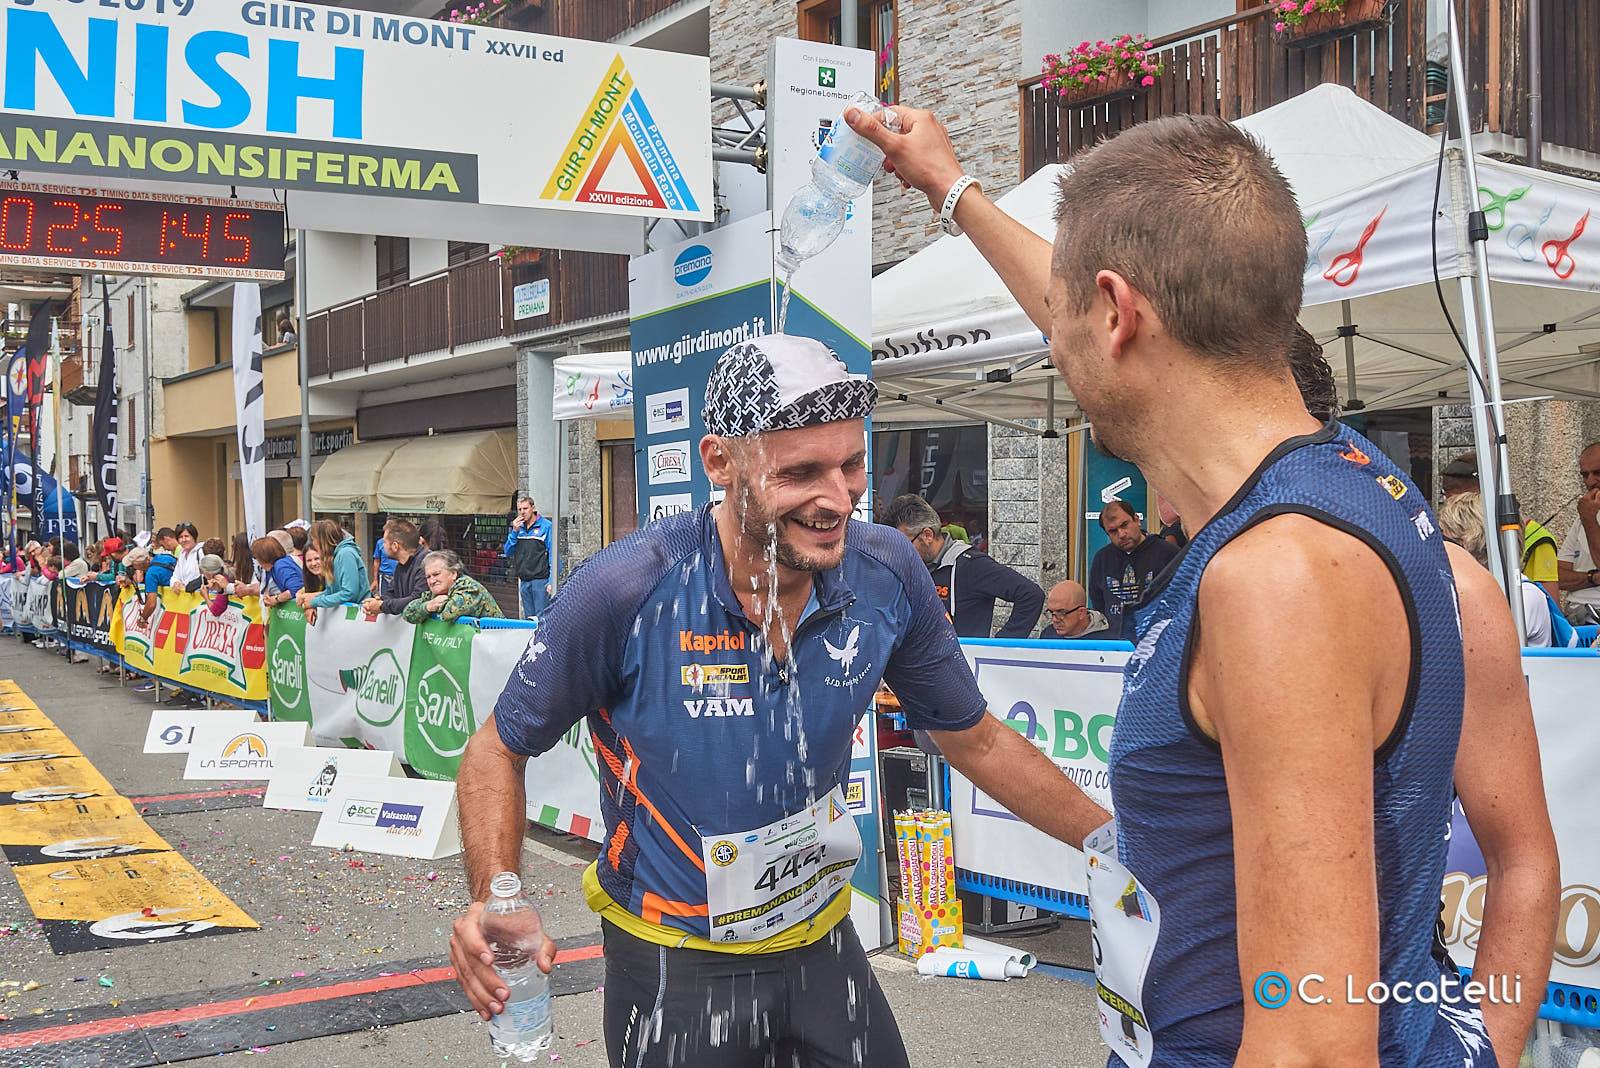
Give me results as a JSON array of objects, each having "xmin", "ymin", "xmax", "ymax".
[{"xmin": 824, "ymin": 625, "xmax": 861, "ymax": 676}]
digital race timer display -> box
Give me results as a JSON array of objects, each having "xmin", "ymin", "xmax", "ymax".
[{"xmin": 0, "ymin": 183, "xmax": 285, "ymax": 280}]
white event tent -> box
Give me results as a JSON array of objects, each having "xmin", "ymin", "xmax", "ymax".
[{"xmin": 869, "ymin": 83, "xmax": 1600, "ymax": 426}]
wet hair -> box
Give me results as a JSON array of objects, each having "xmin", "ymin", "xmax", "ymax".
[
  {"xmin": 1288, "ymin": 325, "xmax": 1340, "ymax": 422},
  {"xmin": 1052, "ymin": 114, "xmax": 1305, "ymax": 371}
]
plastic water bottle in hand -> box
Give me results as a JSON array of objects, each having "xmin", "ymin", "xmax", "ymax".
[
  {"xmin": 482, "ymin": 872, "xmax": 553, "ymax": 1062},
  {"xmin": 776, "ymin": 92, "xmax": 902, "ymax": 274}
]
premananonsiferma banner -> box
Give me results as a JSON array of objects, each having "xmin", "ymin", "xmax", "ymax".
[
  {"xmin": 266, "ymin": 605, "xmax": 602, "ymax": 842},
  {"xmin": 0, "ymin": 0, "xmax": 710, "ymax": 220},
  {"xmin": 109, "ymin": 588, "xmax": 268, "ymax": 700}
]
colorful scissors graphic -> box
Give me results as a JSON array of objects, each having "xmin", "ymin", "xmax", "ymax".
[
  {"xmin": 1477, "ymin": 183, "xmax": 1530, "ymax": 231},
  {"xmin": 1324, "ymin": 206, "xmax": 1388, "ymax": 288},
  {"xmin": 1307, "ymin": 224, "xmax": 1338, "ymax": 271},
  {"xmin": 1507, "ymin": 202, "xmax": 1555, "ymax": 263},
  {"xmin": 1543, "ymin": 209, "xmax": 1590, "ymax": 281}
]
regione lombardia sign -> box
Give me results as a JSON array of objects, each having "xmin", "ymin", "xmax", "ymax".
[{"xmin": 0, "ymin": 0, "xmax": 711, "ymax": 221}]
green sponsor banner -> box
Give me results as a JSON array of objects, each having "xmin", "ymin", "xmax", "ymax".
[
  {"xmin": 405, "ymin": 620, "xmax": 476, "ymax": 780},
  {"xmin": 267, "ymin": 604, "xmax": 310, "ymax": 724}
]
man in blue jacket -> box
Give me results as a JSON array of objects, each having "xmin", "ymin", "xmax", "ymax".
[{"xmin": 502, "ymin": 496, "xmax": 554, "ymax": 620}]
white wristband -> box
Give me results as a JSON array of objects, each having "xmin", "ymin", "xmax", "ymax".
[{"xmin": 940, "ymin": 175, "xmax": 979, "ymax": 236}]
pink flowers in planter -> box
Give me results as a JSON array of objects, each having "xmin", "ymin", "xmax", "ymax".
[
  {"xmin": 1041, "ymin": 33, "xmax": 1164, "ymax": 98},
  {"xmin": 1275, "ymin": 0, "xmax": 1352, "ymax": 29},
  {"xmin": 447, "ymin": 0, "xmax": 507, "ymax": 24}
]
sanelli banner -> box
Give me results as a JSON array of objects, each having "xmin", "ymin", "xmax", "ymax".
[
  {"xmin": 0, "ymin": 0, "xmax": 710, "ymax": 220},
  {"xmin": 268, "ymin": 605, "xmax": 601, "ymax": 839}
]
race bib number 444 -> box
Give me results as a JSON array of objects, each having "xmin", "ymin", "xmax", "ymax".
[{"xmin": 701, "ymin": 785, "xmax": 860, "ymax": 944}]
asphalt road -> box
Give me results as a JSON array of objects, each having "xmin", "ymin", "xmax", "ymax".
[{"xmin": 0, "ymin": 637, "xmax": 1109, "ymax": 1067}]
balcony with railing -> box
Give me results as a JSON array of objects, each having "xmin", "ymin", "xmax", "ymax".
[
  {"xmin": 1020, "ymin": 0, "xmax": 1598, "ymax": 177},
  {"xmin": 304, "ymin": 249, "xmax": 628, "ymax": 379},
  {"xmin": 434, "ymin": 0, "xmax": 688, "ymax": 40}
]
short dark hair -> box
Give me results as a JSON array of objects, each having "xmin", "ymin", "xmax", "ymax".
[
  {"xmin": 155, "ymin": 527, "xmax": 176, "ymax": 543},
  {"xmin": 288, "ymin": 526, "xmax": 307, "ymax": 551},
  {"xmin": 1052, "ymin": 114, "xmax": 1306, "ymax": 371},
  {"xmin": 384, "ymin": 517, "xmax": 421, "ymax": 552},
  {"xmin": 175, "ymin": 522, "xmax": 199, "ymax": 540},
  {"xmin": 1288, "ymin": 325, "xmax": 1339, "ymax": 422},
  {"xmin": 1099, "ymin": 499, "xmax": 1139, "ymax": 528},
  {"xmin": 61, "ymin": 540, "xmax": 78, "ymax": 562},
  {"xmin": 877, "ymin": 494, "xmax": 941, "ymax": 532},
  {"xmin": 419, "ymin": 519, "xmax": 448, "ymax": 551},
  {"xmin": 251, "ymin": 536, "xmax": 286, "ymax": 566}
]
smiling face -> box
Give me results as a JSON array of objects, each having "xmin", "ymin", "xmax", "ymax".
[
  {"xmin": 303, "ymin": 546, "xmax": 322, "ymax": 576},
  {"xmin": 177, "ymin": 530, "xmax": 196, "ymax": 551},
  {"xmin": 706, "ymin": 420, "xmax": 867, "ymax": 574},
  {"xmin": 424, "ymin": 558, "xmax": 457, "ymax": 597}
]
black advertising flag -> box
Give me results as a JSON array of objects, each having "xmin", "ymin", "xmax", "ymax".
[{"xmin": 91, "ymin": 282, "xmax": 118, "ymax": 527}]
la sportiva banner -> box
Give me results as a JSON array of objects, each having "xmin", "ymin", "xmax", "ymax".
[
  {"xmin": 266, "ymin": 604, "xmax": 601, "ymax": 841},
  {"xmin": 109, "ymin": 587, "xmax": 268, "ymax": 702},
  {"xmin": 52, "ymin": 578, "xmax": 117, "ymax": 653}
]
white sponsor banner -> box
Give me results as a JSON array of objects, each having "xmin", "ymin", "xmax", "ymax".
[
  {"xmin": 300, "ymin": 608, "xmax": 416, "ymax": 755},
  {"xmin": 1443, "ymin": 654, "xmax": 1600, "ymax": 990},
  {"xmin": 231, "ymin": 282, "xmax": 266, "ymax": 542},
  {"xmin": 552, "ymin": 352, "xmax": 632, "ymax": 422},
  {"xmin": 143, "ymin": 707, "xmax": 256, "ymax": 755},
  {"xmin": 263, "ymin": 744, "xmax": 401, "ymax": 813},
  {"xmin": 313, "ymin": 773, "xmax": 461, "ymax": 860},
  {"xmin": 645, "ymin": 493, "xmax": 693, "ymax": 524},
  {"xmin": 0, "ymin": 0, "xmax": 710, "ymax": 222},
  {"xmin": 646, "ymin": 440, "xmax": 691, "ymax": 485},
  {"xmin": 949, "ymin": 642, "xmax": 1124, "ymax": 898},
  {"xmin": 183, "ymin": 721, "xmax": 307, "ymax": 781},
  {"xmin": 513, "ymin": 279, "xmax": 550, "ymax": 321},
  {"xmin": 644, "ymin": 388, "xmax": 690, "ymax": 435}
]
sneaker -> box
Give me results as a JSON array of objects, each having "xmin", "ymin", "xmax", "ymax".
[{"xmin": 132, "ymin": 680, "xmax": 156, "ymax": 693}]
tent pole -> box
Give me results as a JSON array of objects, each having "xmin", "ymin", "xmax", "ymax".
[
  {"xmin": 1446, "ymin": 0, "xmax": 1526, "ymax": 641},
  {"xmin": 297, "ymin": 229, "xmax": 312, "ymax": 522},
  {"xmin": 1339, "ymin": 300, "xmax": 1360, "ymax": 409}
]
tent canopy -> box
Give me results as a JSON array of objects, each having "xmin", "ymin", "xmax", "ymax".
[
  {"xmin": 553, "ymin": 353, "xmax": 634, "ymax": 421},
  {"xmin": 375, "ymin": 430, "xmax": 518, "ymax": 515},
  {"xmin": 870, "ymin": 84, "xmax": 1600, "ymax": 426},
  {"xmin": 311, "ymin": 439, "xmax": 406, "ymax": 513}
]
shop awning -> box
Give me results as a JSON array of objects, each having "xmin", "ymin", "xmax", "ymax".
[
  {"xmin": 376, "ymin": 429, "xmax": 519, "ymax": 515},
  {"xmin": 310, "ymin": 439, "xmax": 407, "ymax": 513}
]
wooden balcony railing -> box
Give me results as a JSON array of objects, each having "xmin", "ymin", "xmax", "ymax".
[
  {"xmin": 1021, "ymin": 0, "xmax": 1593, "ymax": 177},
  {"xmin": 304, "ymin": 250, "xmax": 627, "ymax": 379},
  {"xmin": 434, "ymin": 0, "xmax": 686, "ymax": 40}
]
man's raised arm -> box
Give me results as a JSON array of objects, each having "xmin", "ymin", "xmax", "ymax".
[{"xmin": 846, "ymin": 106, "xmax": 1055, "ymax": 334}]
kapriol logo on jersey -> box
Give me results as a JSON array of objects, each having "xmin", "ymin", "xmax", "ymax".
[
  {"xmin": 344, "ymin": 649, "xmax": 406, "ymax": 727},
  {"xmin": 415, "ymin": 664, "xmax": 471, "ymax": 758}
]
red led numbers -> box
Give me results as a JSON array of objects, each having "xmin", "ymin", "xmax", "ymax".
[
  {"xmin": 0, "ymin": 196, "xmax": 36, "ymax": 252},
  {"xmin": 0, "ymin": 188, "xmax": 281, "ymax": 277},
  {"xmin": 221, "ymin": 212, "xmax": 251, "ymax": 265}
]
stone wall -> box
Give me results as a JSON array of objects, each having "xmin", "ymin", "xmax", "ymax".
[
  {"xmin": 987, "ymin": 420, "xmax": 1072, "ymax": 636},
  {"xmin": 1434, "ymin": 399, "xmax": 1600, "ymax": 541},
  {"xmin": 709, "ymin": 0, "xmax": 1023, "ymax": 267},
  {"xmin": 559, "ymin": 419, "xmax": 605, "ymax": 583}
]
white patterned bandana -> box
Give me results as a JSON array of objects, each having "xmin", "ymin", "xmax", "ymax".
[{"xmin": 701, "ymin": 334, "xmax": 877, "ymax": 438}]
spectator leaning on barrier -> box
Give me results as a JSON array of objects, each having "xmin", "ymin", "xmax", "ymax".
[
  {"xmin": 144, "ymin": 530, "xmax": 177, "ymax": 595},
  {"xmin": 880, "ymin": 493, "xmax": 1045, "ymax": 639},
  {"xmin": 1045, "ymin": 579, "xmax": 1109, "ymax": 639},
  {"xmin": 502, "ymin": 495, "xmax": 555, "ymax": 620},
  {"xmin": 97, "ymin": 537, "xmax": 126, "ymax": 583},
  {"xmin": 198, "ymin": 554, "xmax": 232, "ymax": 616},
  {"xmin": 295, "ymin": 519, "xmax": 368, "ymax": 615},
  {"xmin": 403, "ymin": 549, "xmax": 503, "ymax": 624},
  {"xmin": 363, "ymin": 518, "xmax": 430, "ymax": 616},
  {"xmin": 1557, "ymin": 440, "xmax": 1600, "ymax": 625},
  {"xmin": 301, "ymin": 544, "xmax": 325, "ymax": 596},
  {"xmin": 252, "ymin": 536, "xmax": 303, "ymax": 607},
  {"xmin": 1087, "ymin": 498, "xmax": 1180, "ymax": 641},
  {"xmin": 170, "ymin": 523, "xmax": 203, "ymax": 589},
  {"xmin": 1438, "ymin": 492, "xmax": 1553, "ymax": 648},
  {"xmin": 60, "ymin": 541, "xmax": 88, "ymax": 581}
]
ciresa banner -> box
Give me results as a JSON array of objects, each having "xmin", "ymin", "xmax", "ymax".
[{"xmin": 0, "ymin": 0, "xmax": 711, "ymax": 219}]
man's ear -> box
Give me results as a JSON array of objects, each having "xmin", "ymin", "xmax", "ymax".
[
  {"xmin": 700, "ymin": 435, "xmax": 735, "ymax": 488},
  {"xmin": 1096, "ymin": 270, "xmax": 1145, "ymax": 363}
]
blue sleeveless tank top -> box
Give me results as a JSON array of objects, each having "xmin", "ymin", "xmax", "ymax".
[{"xmin": 1108, "ymin": 421, "xmax": 1493, "ymax": 1067}]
